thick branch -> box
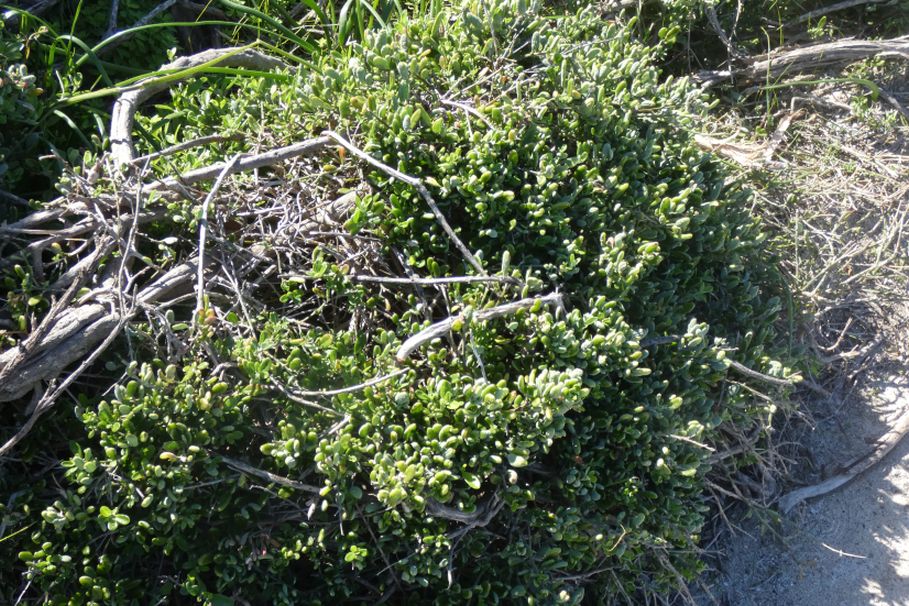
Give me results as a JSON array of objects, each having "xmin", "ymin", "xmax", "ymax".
[
  {"xmin": 698, "ymin": 36, "xmax": 909, "ymax": 86},
  {"xmin": 0, "ymin": 262, "xmax": 197, "ymax": 403},
  {"xmin": 110, "ymin": 47, "xmax": 286, "ymax": 165}
]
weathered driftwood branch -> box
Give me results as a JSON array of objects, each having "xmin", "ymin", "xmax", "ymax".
[
  {"xmin": 788, "ymin": 0, "xmax": 891, "ymax": 27},
  {"xmin": 778, "ymin": 400, "xmax": 909, "ymax": 513},
  {"xmin": 0, "ymin": 313, "xmax": 130, "ymax": 457},
  {"xmin": 110, "ymin": 47, "xmax": 286, "ymax": 165},
  {"xmin": 698, "ymin": 36, "xmax": 909, "ymax": 86},
  {"xmin": 395, "ymin": 293, "xmax": 563, "ymax": 363},
  {"xmin": 0, "ymin": 261, "xmax": 196, "ymax": 403}
]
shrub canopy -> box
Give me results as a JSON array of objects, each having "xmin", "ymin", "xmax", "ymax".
[{"xmin": 4, "ymin": 1, "xmax": 789, "ymax": 604}]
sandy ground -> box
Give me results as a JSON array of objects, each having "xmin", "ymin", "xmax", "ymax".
[{"xmin": 699, "ymin": 373, "xmax": 909, "ymax": 606}]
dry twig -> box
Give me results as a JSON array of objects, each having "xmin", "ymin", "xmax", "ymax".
[
  {"xmin": 322, "ymin": 130, "xmax": 487, "ymax": 276},
  {"xmin": 778, "ymin": 402, "xmax": 909, "ymax": 513},
  {"xmin": 395, "ymin": 293, "xmax": 562, "ymax": 363}
]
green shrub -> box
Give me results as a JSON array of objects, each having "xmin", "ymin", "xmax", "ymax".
[
  {"xmin": 0, "ymin": 21, "xmax": 43, "ymax": 193},
  {"xmin": 6, "ymin": 1, "xmax": 792, "ymax": 603}
]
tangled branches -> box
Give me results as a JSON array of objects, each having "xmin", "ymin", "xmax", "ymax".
[{"xmin": 0, "ymin": 47, "xmax": 507, "ymax": 457}]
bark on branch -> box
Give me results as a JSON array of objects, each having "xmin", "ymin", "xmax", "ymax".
[
  {"xmin": 395, "ymin": 293, "xmax": 563, "ymax": 363},
  {"xmin": 698, "ymin": 36, "xmax": 909, "ymax": 87},
  {"xmin": 110, "ymin": 47, "xmax": 286, "ymax": 166}
]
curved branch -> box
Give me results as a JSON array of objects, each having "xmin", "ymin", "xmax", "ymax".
[
  {"xmin": 395, "ymin": 293, "xmax": 563, "ymax": 363},
  {"xmin": 0, "ymin": 261, "xmax": 197, "ymax": 403},
  {"xmin": 110, "ymin": 47, "xmax": 286, "ymax": 165}
]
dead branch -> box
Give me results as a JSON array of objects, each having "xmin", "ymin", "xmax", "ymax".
[
  {"xmin": 1, "ymin": 0, "xmax": 63, "ymax": 26},
  {"xmin": 322, "ymin": 130, "xmax": 487, "ymax": 276},
  {"xmin": 788, "ymin": 0, "xmax": 891, "ymax": 27},
  {"xmin": 220, "ymin": 455, "xmax": 322, "ymax": 494},
  {"xmin": 194, "ymin": 155, "xmax": 241, "ymax": 330},
  {"xmin": 0, "ymin": 189, "xmax": 29, "ymax": 208},
  {"xmin": 426, "ymin": 494, "xmax": 503, "ymax": 527},
  {"xmin": 110, "ymin": 47, "xmax": 286, "ymax": 165},
  {"xmin": 285, "ymin": 369, "xmax": 409, "ymax": 398},
  {"xmin": 395, "ymin": 293, "xmax": 563, "ymax": 363},
  {"xmin": 778, "ymin": 403, "xmax": 909, "ymax": 513},
  {"xmin": 0, "ymin": 261, "xmax": 197, "ymax": 403},
  {"xmin": 727, "ymin": 359, "xmax": 798, "ymax": 388},
  {"xmin": 146, "ymin": 136, "xmax": 333, "ymax": 190},
  {"xmin": 131, "ymin": 134, "xmax": 244, "ymax": 165},
  {"xmin": 0, "ymin": 313, "xmax": 129, "ymax": 457},
  {"xmin": 347, "ymin": 274, "xmax": 519, "ymax": 287},
  {"xmin": 698, "ymin": 35, "xmax": 909, "ymax": 87}
]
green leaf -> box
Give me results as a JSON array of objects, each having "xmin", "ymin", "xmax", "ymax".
[
  {"xmin": 507, "ymin": 454, "xmax": 528, "ymax": 468},
  {"xmin": 463, "ymin": 472, "xmax": 482, "ymax": 490}
]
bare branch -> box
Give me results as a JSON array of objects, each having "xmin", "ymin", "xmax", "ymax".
[
  {"xmin": 698, "ymin": 36, "xmax": 909, "ymax": 87},
  {"xmin": 0, "ymin": 313, "xmax": 129, "ymax": 457},
  {"xmin": 778, "ymin": 400, "xmax": 909, "ymax": 513},
  {"xmin": 194, "ymin": 154, "xmax": 242, "ymax": 330},
  {"xmin": 131, "ymin": 134, "xmax": 244, "ymax": 165},
  {"xmin": 110, "ymin": 47, "xmax": 286, "ymax": 165},
  {"xmin": 395, "ymin": 293, "xmax": 562, "ymax": 363},
  {"xmin": 146, "ymin": 136, "xmax": 333, "ymax": 190},
  {"xmin": 789, "ymin": 0, "xmax": 890, "ymax": 27},
  {"xmin": 427, "ymin": 494, "xmax": 503, "ymax": 526},
  {"xmin": 347, "ymin": 274, "xmax": 519, "ymax": 286},
  {"xmin": 284, "ymin": 369, "xmax": 409, "ymax": 398},
  {"xmin": 220, "ymin": 455, "xmax": 322, "ymax": 494},
  {"xmin": 322, "ymin": 130, "xmax": 487, "ymax": 276}
]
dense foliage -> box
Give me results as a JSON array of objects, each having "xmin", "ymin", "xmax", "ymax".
[{"xmin": 1, "ymin": 0, "xmax": 795, "ymax": 604}]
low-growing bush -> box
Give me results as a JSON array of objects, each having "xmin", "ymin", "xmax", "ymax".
[{"xmin": 4, "ymin": 0, "xmax": 794, "ymax": 603}]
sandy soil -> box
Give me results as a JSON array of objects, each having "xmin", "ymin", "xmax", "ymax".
[{"xmin": 699, "ymin": 373, "xmax": 909, "ymax": 606}]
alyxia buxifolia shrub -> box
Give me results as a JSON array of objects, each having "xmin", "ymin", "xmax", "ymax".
[
  {"xmin": 0, "ymin": 21, "xmax": 42, "ymax": 194},
  {"xmin": 8, "ymin": 1, "xmax": 794, "ymax": 603}
]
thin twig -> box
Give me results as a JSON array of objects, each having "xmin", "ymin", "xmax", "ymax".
[
  {"xmin": 427, "ymin": 494, "xmax": 503, "ymax": 526},
  {"xmin": 349, "ymin": 274, "xmax": 518, "ymax": 286},
  {"xmin": 131, "ymin": 134, "xmax": 244, "ymax": 164},
  {"xmin": 220, "ymin": 455, "xmax": 321, "ymax": 494},
  {"xmin": 440, "ymin": 99, "xmax": 495, "ymax": 129},
  {"xmin": 285, "ymin": 369, "xmax": 409, "ymax": 398},
  {"xmin": 395, "ymin": 293, "xmax": 562, "ymax": 363},
  {"xmin": 322, "ymin": 130, "xmax": 487, "ymax": 276},
  {"xmin": 193, "ymin": 154, "xmax": 241, "ymax": 331},
  {"xmin": 98, "ymin": 0, "xmax": 179, "ymax": 56},
  {"xmin": 268, "ymin": 382, "xmax": 341, "ymax": 417},
  {"xmin": 667, "ymin": 433, "xmax": 716, "ymax": 452}
]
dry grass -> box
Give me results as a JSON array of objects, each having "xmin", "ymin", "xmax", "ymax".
[{"xmin": 685, "ymin": 78, "xmax": 909, "ymax": 603}]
